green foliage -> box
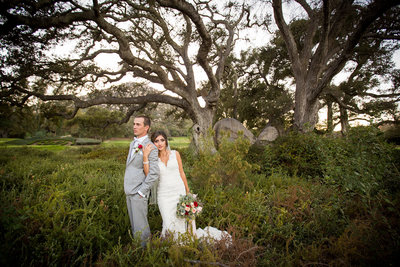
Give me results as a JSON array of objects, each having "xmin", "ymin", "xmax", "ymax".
[
  {"xmin": 261, "ymin": 131, "xmax": 329, "ymax": 178},
  {"xmin": 1, "ymin": 128, "xmax": 399, "ymax": 266},
  {"xmin": 3, "ymin": 136, "xmax": 75, "ymax": 146},
  {"xmin": 0, "ymin": 104, "xmax": 37, "ymax": 138},
  {"xmin": 216, "ymin": 45, "xmax": 293, "ymax": 133},
  {"xmin": 66, "ymin": 107, "xmax": 130, "ymax": 140},
  {"xmin": 0, "ymin": 147, "xmax": 129, "ymax": 266},
  {"xmin": 75, "ymin": 138, "xmax": 102, "ymax": 145},
  {"xmin": 2, "ymin": 137, "xmax": 101, "ymax": 146},
  {"xmin": 260, "ymin": 127, "xmax": 399, "ymax": 196},
  {"xmin": 190, "ymin": 134, "xmax": 259, "ymax": 189}
]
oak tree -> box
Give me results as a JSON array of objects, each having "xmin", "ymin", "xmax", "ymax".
[
  {"xmin": 268, "ymin": 0, "xmax": 400, "ymax": 132},
  {"xmin": 0, "ymin": 0, "xmax": 247, "ymax": 149}
]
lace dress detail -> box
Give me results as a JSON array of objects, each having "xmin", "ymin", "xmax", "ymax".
[{"xmin": 157, "ymin": 150, "xmax": 186, "ymax": 237}]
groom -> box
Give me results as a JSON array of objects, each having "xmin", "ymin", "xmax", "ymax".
[{"xmin": 124, "ymin": 115, "xmax": 159, "ymax": 246}]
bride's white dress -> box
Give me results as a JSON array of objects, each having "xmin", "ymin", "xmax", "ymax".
[{"xmin": 157, "ymin": 150, "xmax": 231, "ymax": 243}]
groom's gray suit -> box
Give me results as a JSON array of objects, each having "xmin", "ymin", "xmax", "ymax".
[{"xmin": 124, "ymin": 136, "xmax": 159, "ymax": 245}]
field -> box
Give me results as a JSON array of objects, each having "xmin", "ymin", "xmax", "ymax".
[{"xmin": 1, "ymin": 129, "xmax": 399, "ymax": 266}]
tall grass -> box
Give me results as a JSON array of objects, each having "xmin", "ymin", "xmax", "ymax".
[{"xmin": 1, "ymin": 128, "xmax": 399, "ymax": 266}]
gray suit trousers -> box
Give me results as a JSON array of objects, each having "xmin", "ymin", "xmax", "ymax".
[{"xmin": 126, "ymin": 194, "xmax": 150, "ymax": 246}]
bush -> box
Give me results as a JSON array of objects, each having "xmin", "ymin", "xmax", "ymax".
[
  {"xmin": 259, "ymin": 127, "xmax": 400, "ymax": 196},
  {"xmin": 3, "ymin": 137, "xmax": 75, "ymax": 146},
  {"xmin": 190, "ymin": 133, "xmax": 259, "ymax": 189},
  {"xmin": 75, "ymin": 138, "xmax": 102, "ymax": 145}
]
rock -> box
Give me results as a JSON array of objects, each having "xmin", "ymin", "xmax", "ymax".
[
  {"xmin": 213, "ymin": 118, "xmax": 256, "ymax": 146},
  {"xmin": 255, "ymin": 125, "xmax": 279, "ymax": 145}
]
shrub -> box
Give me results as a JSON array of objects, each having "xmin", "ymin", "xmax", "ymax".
[
  {"xmin": 3, "ymin": 137, "xmax": 75, "ymax": 146},
  {"xmin": 260, "ymin": 131, "xmax": 330, "ymax": 178},
  {"xmin": 190, "ymin": 133, "xmax": 259, "ymax": 189},
  {"xmin": 75, "ymin": 138, "xmax": 102, "ymax": 145},
  {"xmin": 259, "ymin": 127, "xmax": 399, "ymax": 197}
]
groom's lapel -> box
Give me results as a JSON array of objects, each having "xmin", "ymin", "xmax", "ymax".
[
  {"xmin": 126, "ymin": 141, "xmax": 135, "ymax": 165},
  {"xmin": 127, "ymin": 137, "xmax": 149, "ymax": 165}
]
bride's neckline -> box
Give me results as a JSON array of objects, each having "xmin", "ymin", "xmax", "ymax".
[{"xmin": 159, "ymin": 150, "xmax": 171, "ymax": 167}]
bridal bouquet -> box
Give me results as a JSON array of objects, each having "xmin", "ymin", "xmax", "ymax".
[{"xmin": 176, "ymin": 193, "xmax": 203, "ymax": 220}]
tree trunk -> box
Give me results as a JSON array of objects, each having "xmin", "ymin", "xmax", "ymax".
[
  {"xmin": 326, "ymin": 98, "xmax": 334, "ymax": 133},
  {"xmin": 340, "ymin": 105, "xmax": 350, "ymax": 135},
  {"xmin": 191, "ymin": 106, "xmax": 215, "ymax": 153},
  {"xmin": 292, "ymin": 81, "xmax": 320, "ymax": 132}
]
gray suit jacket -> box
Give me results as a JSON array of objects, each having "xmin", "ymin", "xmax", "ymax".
[{"xmin": 124, "ymin": 137, "xmax": 160, "ymax": 197}]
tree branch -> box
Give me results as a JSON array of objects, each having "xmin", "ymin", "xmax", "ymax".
[
  {"xmin": 13, "ymin": 85, "xmax": 196, "ymax": 121},
  {"xmin": 272, "ymin": 0, "xmax": 302, "ymax": 78},
  {"xmin": 309, "ymin": 0, "xmax": 400, "ymax": 102}
]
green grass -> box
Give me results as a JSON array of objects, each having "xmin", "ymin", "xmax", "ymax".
[
  {"xmin": 168, "ymin": 136, "xmax": 191, "ymax": 149},
  {"xmin": 102, "ymin": 139, "xmax": 131, "ymax": 147},
  {"xmin": 102, "ymin": 136, "xmax": 191, "ymax": 149}
]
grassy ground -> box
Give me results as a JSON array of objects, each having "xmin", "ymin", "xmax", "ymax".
[{"xmin": 103, "ymin": 136, "xmax": 191, "ymax": 149}]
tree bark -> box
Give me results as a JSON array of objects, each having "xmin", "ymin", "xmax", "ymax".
[
  {"xmin": 191, "ymin": 107, "xmax": 215, "ymax": 153},
  {"xmin": 292, "ymin": 80, "xmax": 320, "ymax": 132},
  {"xmin": 340, "ymin": 105, "xmax": 350, "ymax": 135},
  {"xmin": 326, "ymin": 98, "xmax": 334, "ymax": 133}
]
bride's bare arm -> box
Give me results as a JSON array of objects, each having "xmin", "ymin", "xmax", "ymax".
[
  {"xmin": 176, "ymin": 151, "xmax": 190, "ymax": 194},
  {"xmin": 143, "ymin": 144, "xmax": 155, "ymax": 175}
]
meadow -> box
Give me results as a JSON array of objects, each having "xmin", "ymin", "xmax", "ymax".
[{"xmin": 1, "ymin": 128, "xmax": 399, "ymax": 266}]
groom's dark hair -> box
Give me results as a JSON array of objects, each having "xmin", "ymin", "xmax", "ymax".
[
  {"xmin": 151, "ymin": 130, "xmax": 169, "ymax": 148},
  {"xmin": 136, "ymin": 115, "xmax": 151, "ymax": 133}
]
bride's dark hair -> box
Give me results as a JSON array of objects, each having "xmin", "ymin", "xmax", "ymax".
[{"xmin": 151, "ymin": 130, "xmax": 169, "ymax": 149}]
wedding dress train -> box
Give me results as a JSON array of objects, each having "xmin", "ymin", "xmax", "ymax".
[{"xmin": 157, "ymin": 150, "xmax": 231, "ymax": 243}]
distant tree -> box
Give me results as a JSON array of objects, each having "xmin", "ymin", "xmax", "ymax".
[
  {"xmin": 0, "ymin": 104, "xmax": 35, "ymax": 138},
  {"xmin": 66, "ymin": 107, "xmax": 130, "ymax": 140}
]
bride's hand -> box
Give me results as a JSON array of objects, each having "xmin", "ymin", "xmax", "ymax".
[{"xmin": 143, "ymin": 144, "xmax": 155, "ymax": 157}]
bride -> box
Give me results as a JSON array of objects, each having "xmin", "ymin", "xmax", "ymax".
[{"xmin": 143, "ymin": 130, "xmax": 230, "ymax": 242}]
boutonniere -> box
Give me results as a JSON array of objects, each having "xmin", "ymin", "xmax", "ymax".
[{"xmin": 134, "ymin": 144, "xmax": 143, "ymax": 154}]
